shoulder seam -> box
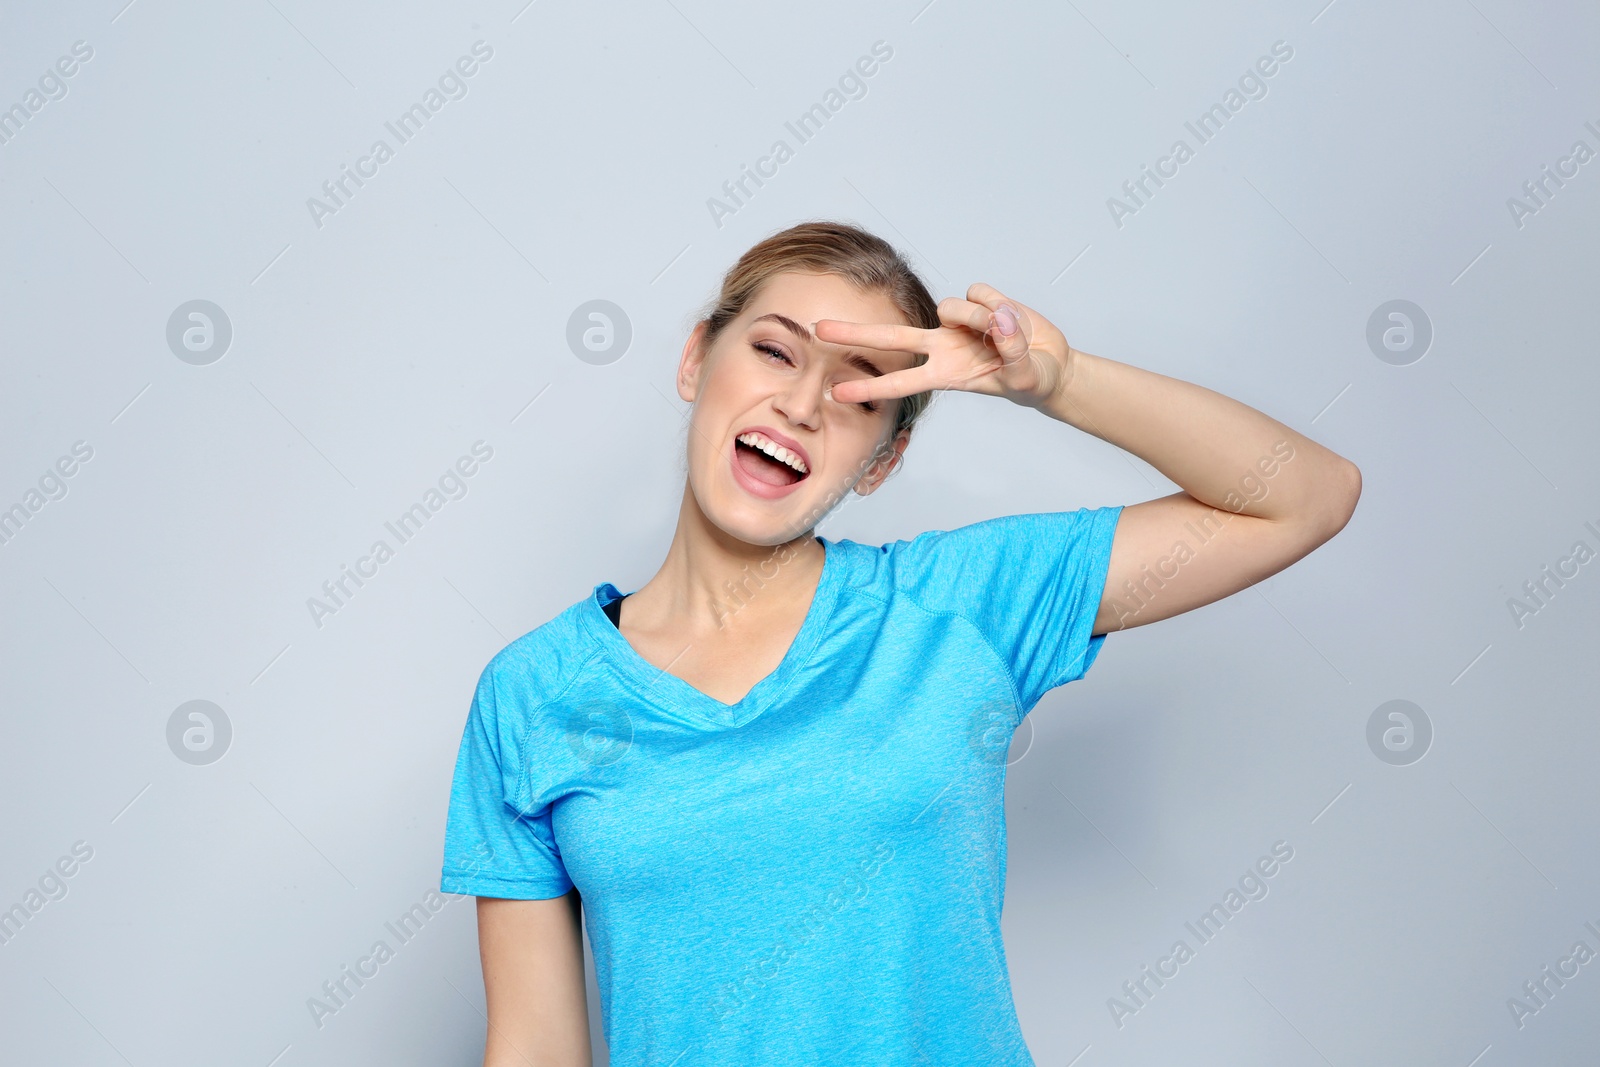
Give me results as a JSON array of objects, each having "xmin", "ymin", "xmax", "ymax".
[
  {"xmin": 848, "ymin": 579, "xmax": 1028, "ymax": 726},
  {"xmin": 495, "ymin": 629, "xmax": 610, "ymax": 817}
]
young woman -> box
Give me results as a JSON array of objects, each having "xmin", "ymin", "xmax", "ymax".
[{"xmin": 441, "ymin": 221, "xmax": 1361, "ymax": 1066}]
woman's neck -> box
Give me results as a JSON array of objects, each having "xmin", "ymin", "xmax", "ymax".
[{"xmin": 624, "ymin": 488, "xmax": 825, "ymax": 640}]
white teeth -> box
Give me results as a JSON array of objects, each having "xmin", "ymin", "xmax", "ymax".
[{"xmin": 737, "ymin": 432, "xmax": 808, "ymax": 475}]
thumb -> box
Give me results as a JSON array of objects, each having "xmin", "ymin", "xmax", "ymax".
[{"xmin": 987, "ymin": 303, "xmax": 1030, "ymax": 366}]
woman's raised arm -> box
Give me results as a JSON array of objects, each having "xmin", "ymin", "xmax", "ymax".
[
  {"xmin": 815, "ymin": 282, "xmax": 1362, "ymax": 636},
  {"xmin": 1038, "ymin": 344, "xmax": 1361, "ymax": 635}
]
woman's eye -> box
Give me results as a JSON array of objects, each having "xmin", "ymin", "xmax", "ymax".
[
  {"xmin": 755, "ymin": 341, "xmax": 878, "ymax": 414},
  {"xmin": 839, "ymin": 381, "xmax": 880, "ymax": 415},
  {"xmin": 753, "ymin": 341, "xmax": 792, "ymax": 365}
]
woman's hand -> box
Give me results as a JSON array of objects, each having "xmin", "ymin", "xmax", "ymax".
[{"xmin": 815, "ymin": 283, "xmax": 1077, "ymax": 410}]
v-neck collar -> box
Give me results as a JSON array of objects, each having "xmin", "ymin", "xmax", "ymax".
[{"xmin": 582, "ymin": 536, "xmax": 843, "ymax": 729}]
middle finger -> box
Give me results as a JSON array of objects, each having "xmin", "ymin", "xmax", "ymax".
[{"xmin": 812, "ymin": 318, "xmax": 929, "ymax": 354}]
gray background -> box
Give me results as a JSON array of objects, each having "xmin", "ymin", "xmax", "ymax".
[{"xmin": 2, "ymin": 0, "xmax": 1596, "ymax": 1064}]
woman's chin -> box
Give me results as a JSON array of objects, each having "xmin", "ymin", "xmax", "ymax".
[{"xmin": 699, "ymin": 491, "xmax": 814, "ymax": 548}]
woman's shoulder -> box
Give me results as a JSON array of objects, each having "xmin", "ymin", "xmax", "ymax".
[
  {"xmin": 474, "ymin": 587, "xmax": 604, "ymax": 706},
  {"xmin": 831, "ymin": 506, "xmax": 1122, "ymax": 596}
]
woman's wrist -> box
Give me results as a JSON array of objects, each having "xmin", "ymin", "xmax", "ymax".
[{"xmin": 1038, "ymin": 345, "xmax": 1093, "ymax": 427}]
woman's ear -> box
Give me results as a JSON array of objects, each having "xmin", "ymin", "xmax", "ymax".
[
  {"xmin": 854, "ymin": 430, "xmax": 911, "ymax": 497},
  {"xmin": 677, "ymin": 321, "xmax": 711, "ymax": 403}
]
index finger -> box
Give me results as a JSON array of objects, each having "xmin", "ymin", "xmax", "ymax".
[
  {"xmin": 829, "ymin": 363, "xmax": 941, "ymax": 405},
  {"xmin": 812, "ymin": 318, "xmax": 929, "ymax": 354}
]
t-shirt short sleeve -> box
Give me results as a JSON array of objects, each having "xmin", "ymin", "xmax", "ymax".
[
  {"xmin": 890, "ymin": 505, "xmax": 1123, "ymax": 715},
  {"xmin": 440, "ymin": 662, "xmax": 574, "ymax": 899}
]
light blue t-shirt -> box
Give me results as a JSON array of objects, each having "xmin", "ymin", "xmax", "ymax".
[{"xmin": 441, "ymin": 506, "xmax": 1123, "ymax": 1065}]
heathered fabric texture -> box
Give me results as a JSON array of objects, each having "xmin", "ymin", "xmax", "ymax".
[{"xmin": 441, "ymin": 505, "xmax": 1123, "ymax": 1065}]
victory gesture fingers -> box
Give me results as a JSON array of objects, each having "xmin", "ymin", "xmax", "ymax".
[{"xmin": 817, "ymin": 283, "xmax": 1075, "ymax": 410}]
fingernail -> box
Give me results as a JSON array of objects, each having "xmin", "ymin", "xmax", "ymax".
[{"xmin": 993, "ymin": 306, "xmax": 1018, "ymax": 336}]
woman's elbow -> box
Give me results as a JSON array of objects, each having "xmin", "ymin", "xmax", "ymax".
[{"xmin": 1314, "ymin": 459, "xmax": 1362, "ymax": 539}]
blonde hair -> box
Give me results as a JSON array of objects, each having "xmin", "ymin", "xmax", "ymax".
[{"xmin": 696, "ymin": 220, "xmax": 937, "ymax": 443}]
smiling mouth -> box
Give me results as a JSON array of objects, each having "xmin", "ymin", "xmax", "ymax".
[{"xmin": 733, "ymin": 434, "xmax": 809, "ymax": 487}]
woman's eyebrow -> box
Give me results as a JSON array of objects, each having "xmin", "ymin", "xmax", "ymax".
[
  {"xmin": 751, "ymin": 312, "xmax": 812, "ymax": 343},
  {"xmin": 749, "ymin": 313, "xmax": 886, "ymax": 377}
]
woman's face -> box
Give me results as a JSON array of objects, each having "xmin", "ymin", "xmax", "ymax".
[{"xmin": 677, "ymin": 270, "xmax": 923, "ymax": 546}]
